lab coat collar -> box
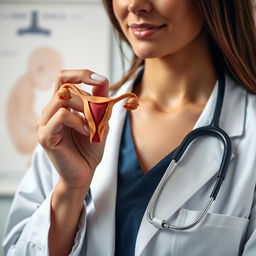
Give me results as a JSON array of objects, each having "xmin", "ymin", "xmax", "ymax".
[
  {"xmin": 87, "ymin": 70, "xmax": 247, "ymax": 256},
  {"xmin": 192, "ymin": 74, "xmax": 247, "ymax": 138}
]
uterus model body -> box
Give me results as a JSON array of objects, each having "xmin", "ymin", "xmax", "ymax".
[{"xmin": 57, "ymin": 83, "xmax": 139, "ymax": 143}]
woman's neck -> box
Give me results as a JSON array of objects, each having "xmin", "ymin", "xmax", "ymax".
[{"xmin": 136, "ymin": 32, "xmax": 217, "ymax": 110}]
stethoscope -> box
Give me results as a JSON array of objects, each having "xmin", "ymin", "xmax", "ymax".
[{"xmin": 146, "ymin": 73, "xmax": 232, "ymax": 231}]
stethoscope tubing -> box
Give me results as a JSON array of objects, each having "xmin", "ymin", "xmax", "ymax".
[
  {"xmin": 173, "ymin": 125, "xmax": 232, "ymax": 199},
  {"xmin": 146, "ymin": 74, "xmax": 232, "ymax": 231}
]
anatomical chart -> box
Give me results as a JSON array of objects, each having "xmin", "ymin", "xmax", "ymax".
[{"xmin": 0, "ymin": 1, "xmax": 110, "ymax": 194}]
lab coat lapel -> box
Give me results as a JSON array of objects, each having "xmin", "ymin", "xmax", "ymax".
[
  {"xmin": 135, "ymin": 74, "xmax": 247, "ymax": 256},
  {"xmin": 86, "ymin": 79, "xmax": 134, "ymax": 255}
]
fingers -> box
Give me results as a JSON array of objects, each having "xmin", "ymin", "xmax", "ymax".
[
  {"xmin": 38, "ymin": 108, "xmax": 88, "ymax": 148},
  {"xmin": 47, "ymin": 108, "xmax": 87, "ymax": 136},
  {"xmin": 54, "ymin": 69, "xmax": 109, "ymax": 97},
  {"xmin": 91, "ymin": 74, "xmax": 109, "ymax": 97},
  {"xmin": 40, "ymin": 92, "xmax": 85, "ymax": 126}
]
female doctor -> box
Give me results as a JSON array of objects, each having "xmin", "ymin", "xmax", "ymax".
[{"xmin": 3, "ymin": 0, "xmax": 256, "ymax": 255}]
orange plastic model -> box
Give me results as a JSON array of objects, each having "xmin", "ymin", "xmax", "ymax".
[{"xmin": 57, "ymin": 83, "xmax": 139, "ymax": 143}]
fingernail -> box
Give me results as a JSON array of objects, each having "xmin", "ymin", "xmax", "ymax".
[
  {"xmin": 90, "ymin": 73, "xmax": 107, "ymax": 83},
  {"xmin": 83, "ymin": 125, "xmax": 89, "ymax": 134}
]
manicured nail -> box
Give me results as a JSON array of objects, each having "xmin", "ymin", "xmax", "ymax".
[
  {"xmin": 90, "ymin": 73, "xmax": 107, "ymax": 83},
  {"xmin": 83, "ymin": 125, "xmax": 89, "ymax": 134}
]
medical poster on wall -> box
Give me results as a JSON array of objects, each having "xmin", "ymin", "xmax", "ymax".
[{"xmin": 0, "ymin": 0, "xmax": 111, "ymax": 195}]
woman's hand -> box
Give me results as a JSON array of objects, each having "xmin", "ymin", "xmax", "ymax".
[{"xmin": 37, "ymin": 69, "xmax": 109, "ymax": 191}]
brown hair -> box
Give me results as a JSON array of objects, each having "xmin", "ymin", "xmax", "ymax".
[{"xmin": 103, "ymin": 0, "xmax": 256, "ymax": 93}]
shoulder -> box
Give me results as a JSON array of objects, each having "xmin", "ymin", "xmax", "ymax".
[
  {"xmin": 237, "ymin": 80, "xmax": 256, "ymax": 121},
  {"xmin": 245, "ymin": 86, "xmax": 256, "ymax": 115},
  {"xmin": 245, "ymin": 88, "xmax": 256, "ymax": 140},
  {"xmin": 226, "ymin": 74, "xmax": 256, "ymax": 116},
  {"xmin": 217, "ymin": 74, "xmax": 256, "ymax": 141},
  {"xmin": 226, "ymin": 75, "xmax": 256, "ymax": 153}
]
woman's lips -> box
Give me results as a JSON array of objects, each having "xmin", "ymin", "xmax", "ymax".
[{"xmin": 129, "ymin": 23, "xmax": 166, "ymax": 39}]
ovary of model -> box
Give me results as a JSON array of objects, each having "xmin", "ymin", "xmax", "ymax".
[{"xmin": 57, "ymin": 83, "xmax": 139, "ymax": 143}]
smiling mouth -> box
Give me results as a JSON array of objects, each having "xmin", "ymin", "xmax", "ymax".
[
  {"xmin": 129, "ymin": 24, "xmax": 166, "ymax": 39},
  {"xmin": 133, "ymin": 26, "xmax": 163, "ymax": 31}
]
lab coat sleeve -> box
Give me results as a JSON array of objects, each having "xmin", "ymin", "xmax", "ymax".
[
  {"xmin": 242, "ymin": 186, "xmax": 256, "ymax": 255},
  {"xmin": 2, "ymin": 145, "xmax": 87, "ymax": 256}
]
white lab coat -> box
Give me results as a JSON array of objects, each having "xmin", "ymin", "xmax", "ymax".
[{"xmin": 3, "ymin": 72, "xmax": 256, "ymax": 256}]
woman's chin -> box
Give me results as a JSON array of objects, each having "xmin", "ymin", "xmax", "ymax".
[
  {"xmin": 133, "ymin": 45, "xmax": 170, "ymax": 59},
  {"xmin": 134, "ymin": 50, "xmax": 160, "ymax": 60}
]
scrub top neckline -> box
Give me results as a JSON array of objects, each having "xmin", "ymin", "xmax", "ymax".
[{"xmin": 126, "ymin": 112, "xmax": 175, "ymax": 177}]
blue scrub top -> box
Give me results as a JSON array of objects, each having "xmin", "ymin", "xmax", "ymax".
[{"xmin": 115, "ymin": 113, "xmax": 175, "ymax": 256}]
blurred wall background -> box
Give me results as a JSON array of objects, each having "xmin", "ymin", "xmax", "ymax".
[{"xmin": 0, "ymin": 0, "xmax": 131, "ymax": 255}]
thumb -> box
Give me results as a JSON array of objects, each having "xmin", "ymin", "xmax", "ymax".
[{"xmin": 91, "ymin": 73, "xmax": 109, "ymax": 97}]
